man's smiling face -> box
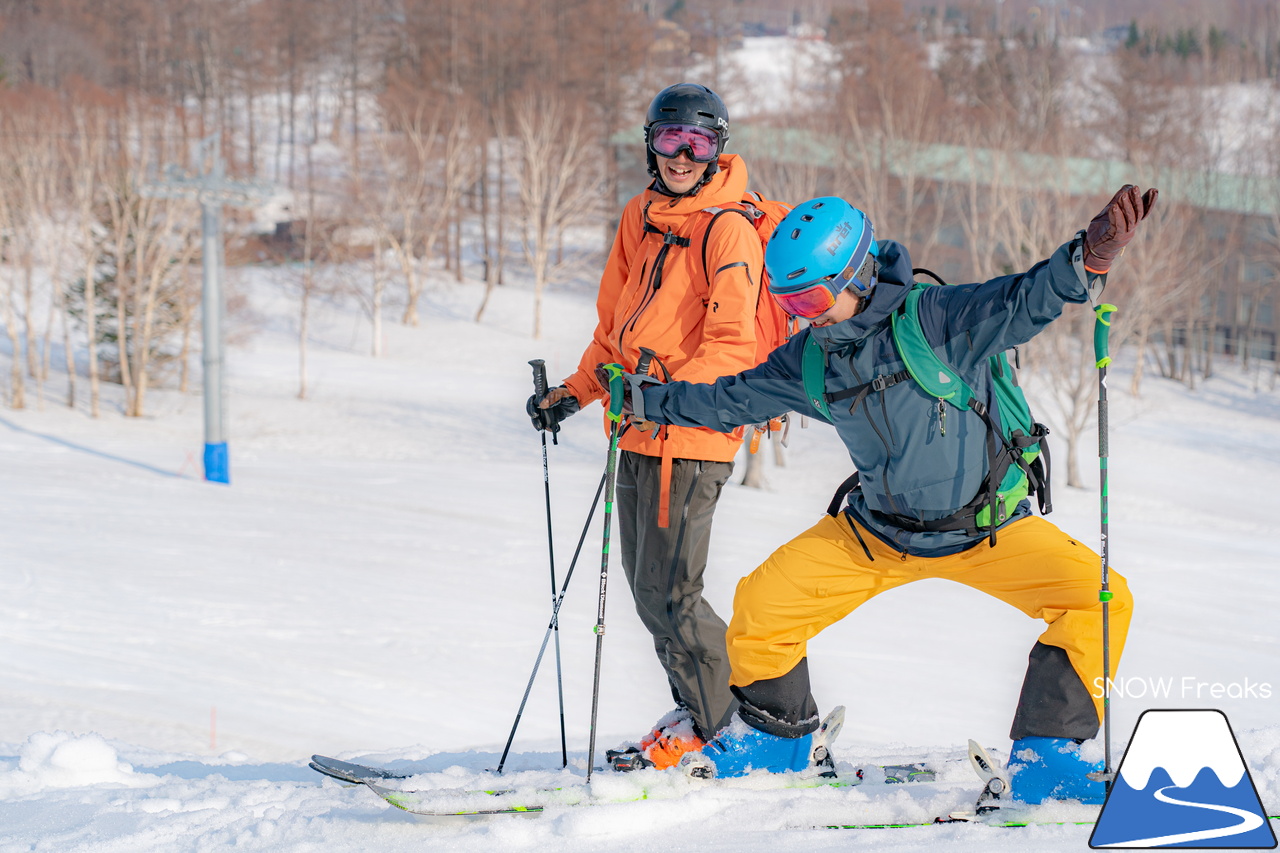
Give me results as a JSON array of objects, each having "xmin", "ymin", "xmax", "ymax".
[{"xmin": 656, "ymin": 151, "xmax": 710, "ymax": 195}]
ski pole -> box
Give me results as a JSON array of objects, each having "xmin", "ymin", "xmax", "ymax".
[
  {"xmin": 528, "ymin": 359, "xmax": 568, "ymax": 769},
  {"xmin": 1094, "ymin": 302, "xmax": 1118, "ymax": 786},
  {"xmin": 585, "ymin": 363, "xmax": 627, "ymax": 783},
  {"xmin": 496, "ymin": 467, "xmax": 606, "ymax": 774}
]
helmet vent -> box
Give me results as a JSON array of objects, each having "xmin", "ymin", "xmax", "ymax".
[
  {"xmin": 786, "ymin": 268, "xmax": 807, "ymax": 280},
  {"xmin": 812, "ymin": 201, "xmax": 825, "ymax": 209},
  {"xmin": 790, "ymin": 228, "xmax": 801, "ymax": 239},
  {"xmin": 800, "ymin": 215, "xmax": 813, "ymax": 222}
]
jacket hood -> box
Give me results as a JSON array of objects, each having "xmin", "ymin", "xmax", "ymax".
[
  {"xmin": 810, "ymin": 239, "xmax": 914, "ymax": 349},
  {"xmin": 644, "ymin": 154, "xmax": 748, "ymax": 230}
]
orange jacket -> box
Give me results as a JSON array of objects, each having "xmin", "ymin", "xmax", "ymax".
[{"xmin": 562, "ymin": 154, "xmax": 762, "ymax": 461}]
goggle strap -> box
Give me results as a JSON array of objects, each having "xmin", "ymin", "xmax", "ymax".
[{"xmin": 833, "ymin": 228, "xmax": 877, "ymax": 293}]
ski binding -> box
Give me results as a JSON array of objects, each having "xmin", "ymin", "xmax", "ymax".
[
  {"xmin": 938, "ymin": 738, "xmax": 1013, "ymax": 822},
  {"xmin": 678, "ymin": 705, "xmax": 845, "ymax": 779}
]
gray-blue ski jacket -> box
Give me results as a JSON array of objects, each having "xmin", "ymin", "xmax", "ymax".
[{"xmin": 639, "ymin": 237, "xmax": 1089, "ymax": 558}]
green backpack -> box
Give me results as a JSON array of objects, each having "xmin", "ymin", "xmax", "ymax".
[{"xmin": 803, "ymin": 269, "xmax": 1052, "ymax": 545}]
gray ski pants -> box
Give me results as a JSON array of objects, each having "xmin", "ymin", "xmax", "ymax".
[{"xmin": 616, "ymin": 451, "xmax": 737, "ymax": 739}]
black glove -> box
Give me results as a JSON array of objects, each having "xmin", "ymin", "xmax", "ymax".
[
  {"xmin": 525, "ymin": 388, "xmax": 579, "ymax": 433},
  {"xmin": 1082, "ymin": 185, "xmax": 1158, "ymax": 275}
]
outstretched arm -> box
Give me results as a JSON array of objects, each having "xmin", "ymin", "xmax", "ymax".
[
  {"xmin": 918, "ymin": 185, "xmax": 1158, "ymax": 371},
  {"xmin": 638, "ymin": 333, "xmax": 819, "ymax": 431}
]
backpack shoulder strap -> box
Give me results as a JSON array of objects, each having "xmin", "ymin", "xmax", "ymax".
[
  {"xmin": 801, "ymin": 333, "xmax": 832, "ymax": 421},
  {"xmin": 699, "ymin": 204, "xmax": 755, "ymax": 288},
  {"xmin": 889, "ymin": 281, "xmax": 976, "ymax": 411}
]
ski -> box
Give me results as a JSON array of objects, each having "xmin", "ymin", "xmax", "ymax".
[
  {"xmin": 365, "ymin": 766, "xmax": 934, "ymax": 817},
  {"xmin": 313, "ymin": 708, "xmax": 946, "ymax": 816},
  {"xmin": 313, "ymin": 738, "xmax": 1280, "ymax": 826},
  {"xmin": 828, "ymin": 745, "xmax": 1086, "ymax": 831},
  {"xmin": 309, "ymin": 755, "xmax": 412, "ymax": 784},
  {"xmin": 315, "ymin": 707, "xmax": 858, "ymax": 786},
  {"xmin": 827, "ymin": 812, "xmax": 1100, "ymax": 830},
  {"xmin": 313, "ymin": 752, "xmax": 936, "ymax": 788}
]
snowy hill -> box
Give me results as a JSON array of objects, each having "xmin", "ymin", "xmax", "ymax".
[{"xmin": 2, "ymin": 260, "xmax": 1279, "ymax": 851}]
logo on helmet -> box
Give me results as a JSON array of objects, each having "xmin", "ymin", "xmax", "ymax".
[{"xmin": 824, "ymin": 221, "xmax": 853, "ymax": 257}]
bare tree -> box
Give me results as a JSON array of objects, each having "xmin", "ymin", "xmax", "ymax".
[
  {"xmin": 62, "ymin": 89, "xmax": 114, "ymax": 417},
  {"xmin": 0, "ymin": 180, "xmax": 24, "ymax": 409},
  {"xmin": 371, "ymin": 77, "xmax": 478, "ymax": 327},
  {"xmin": 745, "ymin": 119, "xmax": 826, "ymax": 206},
  {"xmin": 97, "ymin": 95, "xmax": 201, "ymax": 417},
  {"xmin": 0, "ymin": 88, "xmax": 33, "ymax": 409},
  {"xmin": 996, "ymin": 175, "xmax": 1097, "ymax": 488},
  {"xmin": 1108, "ymin": 199, "xmax": 1214, "ymax": 395},
  {"xmin": 827, "ymin": 15, "xmax": 947, "ymax": 258},
  {"xmin": 290, "ymin": 143, "xmax": 335, "ymax": 399},
  {"xmin": 475, "ymin": 102, "xmax": 509, "ymax": 324},
  {"xmin": 0, "ymin": 86, "xmax": 60, "ymax": 390},
  {"xmin": 511, "ymin": 92, "xmax": 604, "ymax": 339}
]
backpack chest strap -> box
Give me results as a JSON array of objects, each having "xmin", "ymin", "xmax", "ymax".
[
  {"xmin": 642, "ymin": 222, "xmax": 691, "ymax": 247},
  {"xmin": 826, "ymin": 370, "xmax": 911, "ymax": 404}
]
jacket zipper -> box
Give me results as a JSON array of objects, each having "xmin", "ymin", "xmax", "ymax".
[
  {"xmin": 847, "ymin": 357, "xmax": 904, "ymax": 517},
  {"xmin": 618, "ymin": 241, "xmax": 669, "ymax": 363}
]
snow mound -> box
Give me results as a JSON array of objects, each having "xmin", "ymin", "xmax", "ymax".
[{"xmin": 4, "ymin": 732, "xmax": 158, "ymax": 791}]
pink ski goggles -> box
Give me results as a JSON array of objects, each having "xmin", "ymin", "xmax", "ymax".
[
  {"xmin": 648, "ymin": 123, "xmax": 720, "ymax": 162},
  {"xmin": 770, "ymin": 280, "xmax": 843, "ymax": 319}
]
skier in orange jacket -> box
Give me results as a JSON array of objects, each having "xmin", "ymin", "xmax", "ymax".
[{"xmin": 528, "ymin": 83, "xmax": 762, "ymax": 770}]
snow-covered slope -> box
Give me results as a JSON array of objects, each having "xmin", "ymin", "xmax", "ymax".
[{"xmin": 1, "ymin": 256, "xmax": 1278, "ymax": 852}]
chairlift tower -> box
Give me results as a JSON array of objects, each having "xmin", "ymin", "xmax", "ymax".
[{"xmin": 143, "ymin": 133, "xmax": 274, "ymax": 484}]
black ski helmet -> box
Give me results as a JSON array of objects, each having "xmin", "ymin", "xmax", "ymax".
[{"xmin": 644, "ymin": 83, "xmax": 729, "ymax": 194}]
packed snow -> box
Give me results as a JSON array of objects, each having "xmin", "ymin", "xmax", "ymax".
[{"xmin": 2, "ymin": 252, "xmax": 1278, "ymax": 851}]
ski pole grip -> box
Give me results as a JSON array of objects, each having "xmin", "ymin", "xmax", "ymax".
[
  {"xmin": 529, "ymin": 358, "xmax": 549, "ymax": 401},
  {"xmin": 636, "ymin": 347, "xmax": 657, "ymax": 378},
  {"xmin": 601, "ymin": 363, "xmax": 626, "ymax": 423},
  {"xmin": 1093, "ymin": 304, "xmax": 1117, "ymax": 368},
  {"xmin": 528, "ymin": 358, "xmax": 558, "ymax": 438}
]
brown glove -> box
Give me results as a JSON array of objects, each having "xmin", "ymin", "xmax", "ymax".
[{"xmin": 1082, "ymin": 185, "xmax": 1159, "ymax": 275}]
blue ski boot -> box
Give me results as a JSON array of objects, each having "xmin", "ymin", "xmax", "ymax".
[
  {"xmin": 1008, "ymin": 736, "xmax": 1106, "ymax": 804},
  {"xmin": 680, "ymin": 715, "xmax": 813, "ymax": 779}
]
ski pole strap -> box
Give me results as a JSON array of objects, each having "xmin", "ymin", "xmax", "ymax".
[
  {"xmin": 600, "ymin": 364, "xmax": 626, "ymax": 423},
  {"xmin": 1094, "ymin": 304, "xmax": 1117, "ymax": 368},
  {"xmin": 627, "ymin": 346, "xmax": 667, "ymax": 425},
  {"xmin": 624, "ymin": 371, "xmax": 664, "ymax": 423}
]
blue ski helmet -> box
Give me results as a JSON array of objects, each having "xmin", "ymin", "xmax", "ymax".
[{"xmin": 765, "ymin": 198, "xmax": 879, "ymax": 311}]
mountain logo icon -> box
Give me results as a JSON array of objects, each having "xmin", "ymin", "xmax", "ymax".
[{"xmin": 1090, "ymin": 709, "xmax": 1277, "ymax": 849}]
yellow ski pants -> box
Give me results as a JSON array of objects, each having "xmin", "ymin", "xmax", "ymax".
[{"xmin": 726, "ymin": 513, "xmax": 1132, "ymax": 728}]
